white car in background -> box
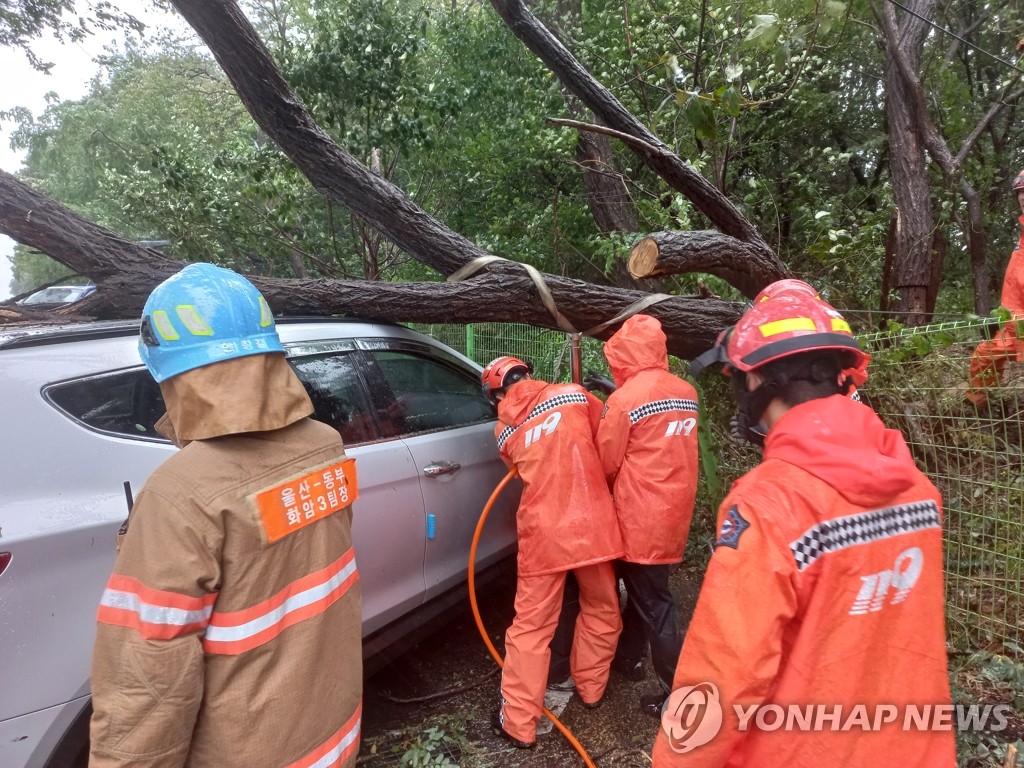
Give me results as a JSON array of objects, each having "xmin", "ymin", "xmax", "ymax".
[
  {"xmin": 0, "ymin": 318, "xmax": 519, "ymax": 768},
  {"xmin": 15, "ymin": 283, "xmax": 96, "ymax": 305}
]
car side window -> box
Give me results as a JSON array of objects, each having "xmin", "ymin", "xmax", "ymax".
[
  {"xmin": 368, "ymin": 349, "xmax": 495, "ymax": 435},
  {"xmin": 290, "ymin": 352, "xmax": 382, "ymax": 445},
  {"xmin": 45, "ymin": 369, "xmax": 166, "ymax": 440}
]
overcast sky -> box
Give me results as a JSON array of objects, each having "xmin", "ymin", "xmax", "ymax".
[{"xmin": 0, "ymin": 2, "xmax": 182, "ymax": 300}]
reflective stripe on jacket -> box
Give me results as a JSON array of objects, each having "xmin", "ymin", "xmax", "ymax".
[
  {"xmin": 496, "ymin": 379, "xmax": 624, "ymax": 577},
  {"xmin": 599, "ymin": 314, "xmax": 700, "ymax": 563},
  {"xmin": 652, "ymin": 396, "xmax": 955, "ymax": 768}
]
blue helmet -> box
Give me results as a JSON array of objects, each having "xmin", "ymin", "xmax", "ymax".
[{"xmin": 139, "ymin": 263, "xmax": 284, "ymax": 383}]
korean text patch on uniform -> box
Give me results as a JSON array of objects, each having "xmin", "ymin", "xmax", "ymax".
[{"xmin": 252, "ymin": 457, "xmax": 358, "ymax": 544}]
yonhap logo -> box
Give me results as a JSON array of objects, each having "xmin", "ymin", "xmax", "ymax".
[
  {"xmin": 661, "ymin": 682, "xmax": 724, "ymax": 753},
  {"xmin": 660, "ymin": 682, "xmax": 1011, "ymax": 753}
]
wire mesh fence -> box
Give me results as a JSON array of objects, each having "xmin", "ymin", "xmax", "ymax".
[
  {"xmin": 418, "ymin": 317, "xmax": 1024, "ymax": 654},
  {"xmin": 412, "ymin": 322, "xmax": 608, "ymax": 381},
  {"xmin": 858, "ymin": 315, "xmax": 1024, "ymax": 653}
]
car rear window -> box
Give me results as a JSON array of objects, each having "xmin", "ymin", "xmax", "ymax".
[
  {"xmin": 290, "ymin": 352, "xmax": 384, "ymax": 445},
  {"xmin": 45, "ymin": 368, "xmax": 165, "ymax": 440}
]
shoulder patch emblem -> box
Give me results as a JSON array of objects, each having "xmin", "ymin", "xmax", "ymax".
[
  {"xmin": 716, "ymin": 506, "xmax": 750, "ymax": 550},
  {"xmin": 601, "ymin": 403, "xmax": 609, "ymax": 419},
  {"xmin": 251, "ymin": 457, "xmax": 358, "ymax": 545}
]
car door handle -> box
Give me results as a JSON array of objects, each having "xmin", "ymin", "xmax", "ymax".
[{"xmin": 423, "ymin": 461, "xmax": 462, "ymax": 477}]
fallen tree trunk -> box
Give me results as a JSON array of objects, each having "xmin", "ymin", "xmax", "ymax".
[
  {"xmin": 168, "ymin": 0, "xmax": 784, "ymax": 296},
  {"xmin": 0, "ymin": 169, "xmax": 737, "ymax": 357},
  {"xmin": 0, "ymin": 0, "xmax": 781, "ymax": 358},
  {"xmin": 629, "ymin": 231, "xmax": 788, "ymax": 296},
  {"xmin": 253, "ymin": 275, "xmax": 740, "ymax": 359}
]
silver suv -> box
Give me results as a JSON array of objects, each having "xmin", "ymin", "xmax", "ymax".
[{"xmin": 0, "ymin": 318, "xmax": 519, "ymax": 768}]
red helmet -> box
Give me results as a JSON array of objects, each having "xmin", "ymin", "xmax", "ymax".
[
  {"xmin": 1013, "ymin": 171, "xmax": 1024, "ymax": 193},
  {"xmin": 725, "ymin": 293, "xmax": 870, "ymax": 375},
  {"xmin": 481, "ymin": 355, "xmax": 532, "ymax": 401},
  {"xmin": 754, "ymin": 278, "xmax": 820, "ymax": 303}
]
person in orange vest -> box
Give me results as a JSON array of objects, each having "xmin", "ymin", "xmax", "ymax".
[
  {"xmin": 481, "ymin": 356, "xmax": 624, "ymax": 749},
  {"xmin": 595, "ymin": 314, "xmax": 700, "ymax": 716},
  {"xmin": 89, "ymin": 264, "xmax": 362, "ymax": 768},
  {"xmin": 967, "ymin": 170, "xmax": 1024, "ymax": 406},
  {"xmin": 652, "ymin": 293, "xmax": 955, "ymax": 767}
]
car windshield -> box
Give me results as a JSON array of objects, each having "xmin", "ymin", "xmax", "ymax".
[{"xmin": 19, "ymin": 285, "xmax": 94, "ymax": 305}]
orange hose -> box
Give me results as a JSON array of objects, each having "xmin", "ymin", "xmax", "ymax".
[{"xmin": 467, "ymin": 469, "xmax": 597, "ymax": 768}]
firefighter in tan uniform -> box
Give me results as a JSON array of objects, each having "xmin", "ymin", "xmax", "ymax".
[
  {"xmin": 652, "ymin": 294, "xmax": 955, "ymax": 767},
  {"xmin": 89, "ymin": 263, "xmax": 362, "ymax": 768}
]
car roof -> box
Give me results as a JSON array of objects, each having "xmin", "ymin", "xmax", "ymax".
[{"xmin": 0, "ymin": 316, "xmax": 408, "ymax": 351}]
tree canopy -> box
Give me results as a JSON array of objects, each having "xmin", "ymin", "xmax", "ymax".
[{"xmin": 4, "ymin": 0, "xmax": 1024, "ymax": 337}]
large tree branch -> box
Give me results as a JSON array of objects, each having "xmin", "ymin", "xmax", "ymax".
[
  {"xmin": 629, "ymin": 231, "xmax": 788, "ymax": 296},
  {"xmin": 252, "ymin": 275, "xmax": 741, "ymax": 359},
  {"xmin": 167, "ymin": 0, "xmax": 487, "ymax": 278},
  {"xmin": 0, "ymin": 168, "xmax": 738, "ymax": 357},
  {"xmin": 165, "ymin": 0, "xmax": 782, "ymax": 305},
  {"xmin": 488, "ymin": 0, "xmax": 781, "ymax": 266},
  {"xmin": 0, "ymin": 169, "xmax": 183, "ymax": 281}
]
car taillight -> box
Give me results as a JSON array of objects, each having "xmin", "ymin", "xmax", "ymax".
[{"xmin": 0, "ymin": 552, "xmax": 11, "ymax": 577}]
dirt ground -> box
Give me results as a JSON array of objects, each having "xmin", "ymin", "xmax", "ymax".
[{"xmin": 356, "ymin": 566, "xmax": 704, "ymax": 767}]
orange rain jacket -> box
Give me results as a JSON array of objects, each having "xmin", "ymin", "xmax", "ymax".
[
  {"xmin": 597, "ymin": 314, "xmax": 700, "ymax": 563},
  {"xmin": 1001, "ymin": 214, "xmax": 1024, "ymax": 316},
  {"xmin": 967, "ymin": 215, "xmax": 1024, "ymax": 401},
  {"xmin": 90, "ymin": 354, "xmax": 362, "ymax": 768},
  {"xmin": 495, "ymin": 379, "xmax": 624, "ymax": 577},
  {"xmin": 652, "ymin": 395, "xmax": 955, "ymax": 768}
]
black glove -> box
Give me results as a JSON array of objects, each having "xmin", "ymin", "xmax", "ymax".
[
  {"xmin": 729, "ymin": 413, "xmax": 766, "ymax": 447},
  {"xmin": 582, "ymin": 371, "xmax": 616, "ymax": 395}
]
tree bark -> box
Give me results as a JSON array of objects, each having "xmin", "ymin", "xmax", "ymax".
[
  {"xmin": 488, "ymin": 0, "xmax": 781, "ymax": 268},
  {"xmin": 878, "ymin": 0, "xmax": 936, "ymax": 325},
  {"xmin": 2, "ymin": 0, "xmax": 791, "ymax": 361},
  {"xmin": 0, "ymin": 168, "xmax": 737, "ymax": 357},
  {"xmin": 629, "ymin": 231, "xmax": 790, "ymax": 298},
  {"xmin": 960, "ymin": 180, "xmax": 990, "ymax": 315}
]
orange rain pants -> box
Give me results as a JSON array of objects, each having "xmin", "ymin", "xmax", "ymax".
[
  {"xmin": 498, "ymin": 561, "xmax": 622, "ymax": 744},
  {"xmin": 967, "ymin": 322, "xmax": 1022, "ymax": 404}
]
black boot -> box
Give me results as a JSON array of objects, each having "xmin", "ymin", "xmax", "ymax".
[
  {"xmin": 612, "ymin": 657, "xmax": 646, "ymax": 682},
  {"xmin": 640, "ymin": 692, "xmax": 667, "ymax": 718},
  {"xmin": 490, "ymin": 709, "xmax": 535, "ymax": 749}
]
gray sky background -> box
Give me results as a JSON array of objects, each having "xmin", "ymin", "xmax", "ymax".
[{"xmin": 0, "ymin": 3, "xmax": 182, "ymax": 301}]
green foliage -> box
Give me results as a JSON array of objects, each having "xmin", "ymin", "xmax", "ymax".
[
  {"xmin": 8, "ymin": 246, "xmax": 73, "ymax": 294},
  {"xmin": 950, "ymin": 652, "xmax": 1024, "ymax": 767},
  {"xmin": 283, "ymin": 0, "xmax": 431, "ymax": 158},
  {"xmin": 0, "ymin": 0, "xmax": 142, "ymax": 72},
  {"xmin": 394, "ymin": 714, "xmax": 473, "ymax": 768},
  {"xmin": 8, "ymin": 0, "xmax": 1024, "ymax": 314}
]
